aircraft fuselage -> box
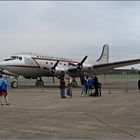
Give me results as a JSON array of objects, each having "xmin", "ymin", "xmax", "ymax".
[{"xmin": 0, "ymin": 53, "xmax": 91, "ymax": 78}]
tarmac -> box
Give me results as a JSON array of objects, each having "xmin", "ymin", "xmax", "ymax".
[{"xmin": 0, "ymin": 87, "xmax": 140, "ymax": 140}]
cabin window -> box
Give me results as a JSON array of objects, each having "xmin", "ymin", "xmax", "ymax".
[
  {"xmin": 46, "ymin": 62, "xmax": 48, "ymax": 64},
  {"xmin": 19, "ymin": 57, "xmax": 22, "ymax": 60},
  {"xmin": 51, "ymin": 62, "xmax": 53, "ymax": 65},
  {"xmin": 11, "ymin": 56, "xmax": 17, "ymax": 59}
]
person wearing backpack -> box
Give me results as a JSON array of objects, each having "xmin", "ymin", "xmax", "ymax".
[{"xmin": 0, "ymin": 75, "xmax": 10, "ymax": 105}]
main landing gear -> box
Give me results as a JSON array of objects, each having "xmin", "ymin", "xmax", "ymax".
[
  {"xmin": 35, "ymin": 77, "xmax": 44, "ymax": 87},
  {"xmin": 10, "ymin": 77, "xmax": 44, "ymax": 88}
]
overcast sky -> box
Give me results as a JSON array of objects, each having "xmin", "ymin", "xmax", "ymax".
[{"xmin": 0, "ymin": 1, "xmax": 140, "ymax": 68}]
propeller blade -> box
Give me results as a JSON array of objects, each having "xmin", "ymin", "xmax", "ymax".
[
  {"xmin": 51, "ymin": 60, "xmax": 59, "ymax": 73},
  {"xmin": 53, "ymin": 60, "xmax": 59, "ymax": 69},
  {"xmin": 77, "ymin": 56, "xmax": 88, "ymax": 70},
  {"xmin": 80, "ymin": 56, "xmax": 88, "ymax": 65}
]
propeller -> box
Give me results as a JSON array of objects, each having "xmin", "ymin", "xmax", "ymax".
[
  {"xmin": 77, "ymin": 56, "xmax": 88, "ymax": 70},
  {"xmin": 51, "ymin": 60, "xmax": 59, "ymax": 83},
  {"xmin": 43, "ymin": 60, "xmax": 59, "ymax": 83},
  {"xmin": 51, "ymin": 60, "xmax": 59, "ymax": 74}
]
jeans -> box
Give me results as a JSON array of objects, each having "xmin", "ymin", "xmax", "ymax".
[
  {"xmin": 81, "ymin": 84, "xmax": 86, "ymax": 95},
  {"xmin": 60, "ymin": 88, "xmax": 65, "ymax": 97}
]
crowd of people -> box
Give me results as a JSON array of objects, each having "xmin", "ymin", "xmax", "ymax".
[
  {"xmin": 80, "ymin": 73, "xmax": 101, "ymax": 97},
  {"xmin": 59, "ymin": 73, "xmax": 102, "ymax": 98},
  {"xmin": 0, "ymin": 73, "xmax": 101, "ymax": 102}
]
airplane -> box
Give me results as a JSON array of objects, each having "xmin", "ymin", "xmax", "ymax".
[{"xmin": 0, "ymin": 44, "xmax": 140, "ymax": 88}]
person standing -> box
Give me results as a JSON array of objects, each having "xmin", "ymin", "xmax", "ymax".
[
  {"xmin": 0, "ymin": 75, "xmax": 10, "ymax": 105},
  {"xmin": 59, "ymin": 77, "xmax": 66, "ymax": 98},
  {"xmin": 98, "ymin": 82, "xmax": 102, "ymax": 96},
  {"xmin": 87, "ymin": 76, "xmax": 94, "ymax": 95},
  {"xmin": 66, "ymin": 77, "xmax": 72, "ymax": 97},
  {"xmin": 93, "ymin": 73, "xmax": 99, "ymax": 96},
  {"xmin": 85, "ymin": 76, "xmax": 89, "ymax": 96},
  {"xmin": 79, "ymin": 73, "xmax": 86, "ymax": 96}
]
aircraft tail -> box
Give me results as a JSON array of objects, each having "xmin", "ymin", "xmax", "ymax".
[{"xmin": 96, "ymin": 44, "xmax": 109, "ymax": 64}]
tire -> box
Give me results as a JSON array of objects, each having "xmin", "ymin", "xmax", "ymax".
[
  {"xmin": 35, "ymin": 80, "xmax": 44, "ymax": 87},
  {"xmin": 11, "ymin": 81, "xmax": 18, "ymax": 88},
  {"xmin": 72, "ymin": 81, "xmax": 78, "ymax": 87}
]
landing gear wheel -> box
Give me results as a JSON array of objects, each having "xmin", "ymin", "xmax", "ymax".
[
  {"xmin": 72, "ymin": 81, "xmax": 78, "ymax": 87},
  {"xmin": 11, "ymin": 81, "xmax": 18, "ymax": 88},
  {"xmin": 35, "ymin": 80, "xmax": 44, "ymax": 87}
]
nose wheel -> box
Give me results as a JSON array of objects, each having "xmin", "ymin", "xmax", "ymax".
[{"xmin": 11, "ymin": 81, "xmax": 18, "ymax": 88}]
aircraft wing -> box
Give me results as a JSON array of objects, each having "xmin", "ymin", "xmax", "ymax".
[
  {"xmin": 0, "ymin": 68, "xmax": 18, "ymax": 77},
  {"xmin": 93, "ymin": 59, "xmax": 140, "ymax": 74}
]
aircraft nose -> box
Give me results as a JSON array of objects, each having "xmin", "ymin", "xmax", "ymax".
[{"xmin": 0, "ymin": 61, "xmax": 7, "ymax": 69}]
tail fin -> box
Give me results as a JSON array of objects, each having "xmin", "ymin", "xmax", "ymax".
[{"xmin": 96, "ymin": 44, "xmax": 109, "ymax": 64}]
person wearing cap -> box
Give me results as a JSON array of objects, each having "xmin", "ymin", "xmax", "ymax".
[{"xmin": 0, "ymin": 75, "xmax": 10, "ymax": 105}]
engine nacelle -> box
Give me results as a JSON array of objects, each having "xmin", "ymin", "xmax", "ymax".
[{"xmin": 52, "ymin": 66, "xmax": 66, "ymax": 77}]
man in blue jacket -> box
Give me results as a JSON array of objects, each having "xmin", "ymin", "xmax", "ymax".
[{"xmin": 0, "ymin": 75, "xmax": 10, "ymax": 105}]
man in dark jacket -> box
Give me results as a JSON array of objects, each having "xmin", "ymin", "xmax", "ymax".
[
  {"xmin": 93, "ymin": 73, "xmax": 99, "ymax": 96},
  {"xmin": 59, "ymin": 77, "xmax": 66, "ymax": 98},
  {"xmin": 79, "ymin": 73, "xmax": 86, "ymax": 96}
]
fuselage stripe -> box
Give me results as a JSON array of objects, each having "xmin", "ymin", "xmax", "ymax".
[
  {"xmin": 32, "ymin": 57, "xmax": 79, "ymax": 63},
  {"xmin": 5, "ymin": 65, "xmax": 40, "ymax": 68}
]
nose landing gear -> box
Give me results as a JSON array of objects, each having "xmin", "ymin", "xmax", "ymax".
[{"xmin": 11, "ymin": 80, "xmax": 18, "ymax": 88}]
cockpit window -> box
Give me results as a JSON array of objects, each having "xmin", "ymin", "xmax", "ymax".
[
  {"xmin": 4, "ymin": 56, "xmax": 22, "ymax": 61},
  {"xmin": 11, "ymin": 56, "xmax": 17, "ymax": 59},
  {"xmin": 4, "ymin": 58, "xmax": 13, "ymax": 61}
]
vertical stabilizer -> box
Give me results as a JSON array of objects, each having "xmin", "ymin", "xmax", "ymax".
[{"xmin": 96, "ymin": 44, "xmax": 109, "ymax": 64}]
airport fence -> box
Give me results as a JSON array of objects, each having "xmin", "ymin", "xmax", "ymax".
[
  {"xmin": 6, "ymin": 74, "xmax": 140, "ymax": 93},
  {"xmin": 98, "ymin": 74, "xmax": 140, "ymax": 93}
]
